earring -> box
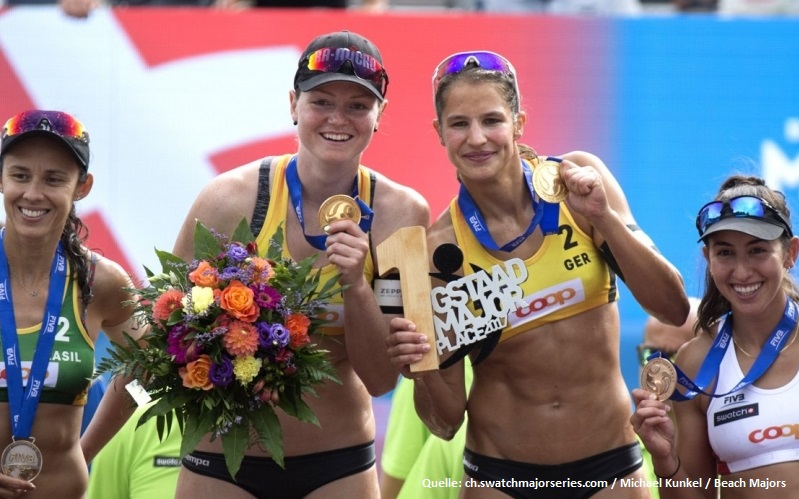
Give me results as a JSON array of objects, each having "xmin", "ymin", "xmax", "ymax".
[
  {"xmin": 293, "ymin": 120, "xmax": 298, "ymax": 126},
  {"xmin": 374, "ymin": 126, "xmax": 378, "ymax": 132}
]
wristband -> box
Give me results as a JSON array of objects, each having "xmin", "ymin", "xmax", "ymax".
[{"xmin": 655, "ymin": 457, "xmax": 681, "ymax": 480}]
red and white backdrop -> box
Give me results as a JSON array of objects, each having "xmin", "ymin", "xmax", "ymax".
[{"xmin": 3, "ymin": 7, "xmax": 799, "ymax": 393}]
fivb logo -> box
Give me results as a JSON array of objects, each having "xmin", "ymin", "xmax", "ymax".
[
  {"xmin": 762, "ymin": 117, "xmax": 799, "ymax": 193},
  {"xmin": 57, "ymin": 254, "xmax": 66, "ymax": 273},
  {"xmin": 0, "ymin": 281, "xmax": 7, "ymax": 302}
]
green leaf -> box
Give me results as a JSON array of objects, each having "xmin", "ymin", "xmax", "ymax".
[
  {"xmin": 155, "ymin": 249, "xmax": 186, "ymax": 272},
  {"xmin": 180, "ymin": 410, "xmax": 214, "ymax": 459},
  {"xmin": 194, "ymin": 220, "xmax": 222, "ymax": 261},
  {"xmin": 250, "ymin": 405, "xmax": 285, "ymax": 468},
  {"xmin": 266, "ymin": 225, "xmax": 285, "ymax": 261},
  {"xmin": 230, "ymin": 218, "xmax": 256, "ymax": 245},
  {"xmin": 221, "ymin": 421, "xmax": 249, "ymax": 479}
]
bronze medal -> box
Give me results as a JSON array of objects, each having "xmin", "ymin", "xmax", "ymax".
[
  {"xmin": 1, "ymin": 438, "xmax": 42, "ymax": 481},
  {"xmin": 640, "ymin": 357, "xmax": 677, "ymax": 402},
  {"xmin": 532, "ymin": 160, "xmax": 568, "ymax": 203},
  {"xmin": 318, "ymin": 195, "xmax": 361, "ymax": 231}
]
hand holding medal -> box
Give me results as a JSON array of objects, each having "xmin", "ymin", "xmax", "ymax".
[
  {"xmin": 640, "ymin": 357, "xmax": 678, "ymax": 401},
  {"xmin": 318, "ymin": 195, "xmax": 362, "ymax": 232},
  {"xmin": 533, "ymin": 158, "xmax": 569, "ymax": 204}
]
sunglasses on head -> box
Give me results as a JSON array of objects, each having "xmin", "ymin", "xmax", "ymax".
[
  {"xmin": 637, "ymin": 344, "xmax": 677, "ymax": 367},
  {"xmin": 695, "ymin": 195, "xmax": 793, "ymax": 239},
  {"xmin": 432, "ymin": 51, "xmax": 520, "ymax": 98},
  {"xmin": 301, "ymin": 47, "xmax": 388, "ymax": 96},
  {"xmin": 2, "ymin": 110, "xmax": 88, "ymax": 144}
]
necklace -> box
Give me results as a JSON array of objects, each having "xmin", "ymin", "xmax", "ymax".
[
  {"xmin": 734, "ymin": 326, "xmax": 798, "ymax": 358},
  {"xmin": 12, "ymin": 273, "xmax": 47, "ymax": 298}
]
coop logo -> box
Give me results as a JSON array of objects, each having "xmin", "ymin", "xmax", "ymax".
[
  {"xmin": 316, "ymin": 304, "xmax": 344, "ymax": 334},
  {"xmin": 0, "ymin": 362, "xmax": 59, "ymax": 388},
  {"xmin": 749, "ymin": 423, "xmax": 799, "ymax": 443},
  {"xmin": 714, "ymin": 403, "xmax": 758, "ymax": 427},
  {"xmin": 507, "ymin": 278, "xmax": 585, "ymax": 328}
]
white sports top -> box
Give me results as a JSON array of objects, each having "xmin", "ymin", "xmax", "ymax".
[{"xmin": 706, "ymin": 323, "xmax": 799, "ymax": 474}]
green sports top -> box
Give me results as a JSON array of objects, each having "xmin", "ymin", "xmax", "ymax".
[{"xmin": 0, "ymin": 273, "xmax": 95, "ymax": 406}]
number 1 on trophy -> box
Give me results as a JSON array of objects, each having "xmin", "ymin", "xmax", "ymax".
[{"xmin": 376, "ymin": 226, "xmax": 439, "ymax": 372}]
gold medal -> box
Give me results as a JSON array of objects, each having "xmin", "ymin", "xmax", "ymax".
[
  {"xmin": 318, "ymin": 195, "xmax": 361, "ymax": 231},
  {"xmin": 1, "ymin": 438, "xmax": 42, "ymax": 481},
  {"xmin": 532, "ymin": 160, "xmax": 568, "ymax": 203},
  {"xmin": 640, "ymin": 357, "xmax": 677, "ymax": 402}
]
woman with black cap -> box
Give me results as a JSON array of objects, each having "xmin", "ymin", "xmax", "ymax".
[
  {"xmin": 172, "ymin": 31, "xmax": 429, "ymax": 498},
  {"xmin": 0, "ymin": 110, "xmax": 143, "ymax": 498},
  {"xmin": 632, "ymin": 175, "xmax": 799, "ymax": 499}
]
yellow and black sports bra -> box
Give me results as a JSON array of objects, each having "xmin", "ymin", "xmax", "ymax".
[
  {"xmin": 449, "ymin": 198, "xmax": 618, "ymax": 343},
  {"xmin": 249, "ymin": 154, "xmax": 377, "ymax": 336}
]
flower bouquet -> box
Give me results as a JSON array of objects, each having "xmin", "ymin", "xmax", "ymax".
[{"xmin": 96, "ymin": 219, "xmax": 341, "ymax": 478}]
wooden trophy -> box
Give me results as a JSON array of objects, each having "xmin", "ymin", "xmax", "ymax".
[{"xmin": 376, "ymin": 226, "xmax": 439, "ymax": 372}]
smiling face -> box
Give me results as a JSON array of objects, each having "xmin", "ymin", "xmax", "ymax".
[
  {"xmin": 704, "ymin": 230, "xmax": 797, "ymax": 319},
  {"xmin": 0, "ymin": 135, "xmax": 92, "ymax": 240},
  {"xmin": 290, "ymin": 80, "xmax": 384, "ymax": 166},
  {"xmin": 433, "ymin": 79, "xmax": 524, "ymax": 183}
]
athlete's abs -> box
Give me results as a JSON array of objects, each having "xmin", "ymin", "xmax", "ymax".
[{"xmin": 466, "ymin": 303, "xmax": 637, "ymax": 464}]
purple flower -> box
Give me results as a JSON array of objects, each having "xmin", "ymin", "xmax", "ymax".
[
  {"xmin": 226, "ymin": 244, "xmax": 248, "ymax": 263},
  {"xmin": 252, "ymin": 284, "xmax": 282, "ymax": 310},
  {"xmin": 209, "ymin": 355, "xmax": 234, "ymax": 388},
  {"xmin": 257, "ymin": 322, "xmax": 290, "ymax": 350},
  {"xmin": 219, "ymin": 266, "xmax": 241, "ymax": 281},
  {"xmin": 166, "ymin": 324, "xmax": 200, "ymax": 364}
]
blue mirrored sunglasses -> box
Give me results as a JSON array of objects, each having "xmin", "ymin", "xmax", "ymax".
[{"xmin": 696, "ymin": 195, "xmax": 793, "ymax": 238}]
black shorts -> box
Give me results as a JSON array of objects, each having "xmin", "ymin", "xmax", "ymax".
[
  {"xmin": 463, "ymin": 442, "xmax": 643, "ymax": 499},
  {"xmin": 181, "ymin": 441, "xmax": 375, "ymax": 498}
]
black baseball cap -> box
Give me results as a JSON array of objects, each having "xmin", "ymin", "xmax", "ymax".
[{"xmin": 294, "ymin": 30, "xmax": 388, "ymax": 101}]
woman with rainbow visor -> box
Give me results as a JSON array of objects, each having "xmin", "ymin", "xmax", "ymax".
[
  {"xmin": 0, "ymin": 110, "xmax": 144, "ymax": 498},
  {"xmin": 387, "ymin": 51, "xmax": 689, "ymax": 498},
  {"xmin": 632, "ymin": 176, "xmax": 799, "ymax": 499}
]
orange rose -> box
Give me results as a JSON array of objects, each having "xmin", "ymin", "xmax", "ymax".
[
  {"xmin": 286, "ymin": 313, "xmax": 311, "ymax": 349},
  {"xmin": 179, "ymin": 355, "xmax": 214, "ymax": 390},
  {"xmin": 189, "ymin": 261, "xmax": 219, "ymax": 288},
  {"xmin": 219, "ymin": 280, "xmax": 259, "ymax": 322}
]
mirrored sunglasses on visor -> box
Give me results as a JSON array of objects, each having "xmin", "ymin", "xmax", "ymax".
[
  {"xmin": 696, "ymin": 195, "xmax": 793, "ymax": 239},
  {"xmin": 2, "ymin": 110, "xmax": 88, "ymax": 144},
  {"xmin": 432, "ymin": 51, "xmax": 520, "ymax": 98},
  {"xmin": 301, "ymin": 47, "xmax": 388, "ymax": 97}
]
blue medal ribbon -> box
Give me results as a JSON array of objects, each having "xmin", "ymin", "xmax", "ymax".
[
  {"xmin": 650, "ymin": 299, "xmax": 797, "ymax": 402},
  {"xmin": 538, "ymin": 156, "xmax": 562, "ymax": 235},
  {"xmin": 285, "ymin": 155, "xmax": 374, "ymax": 251},
  {"xmin": 0, "ymin": 231, "xmax": 68, "ymax": 438},
  {"xmin": 458, "ymin": 158, "xmax": 559, "ymax": 252}
]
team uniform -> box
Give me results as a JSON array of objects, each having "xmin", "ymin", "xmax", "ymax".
[
  {"xmin": 0, "ymin": 270, "xmax": 94, "ymax": 406},
  {"xmin": 707, "ymin": 321, "xmax": 799, "ymax": 475},
  {"xmin": 181, "ymin": 154, "xmax": 377, "ymax": 497},
  {"xmin": 450, "ymin": 198, "xmax": 642, "ymax": 498}
]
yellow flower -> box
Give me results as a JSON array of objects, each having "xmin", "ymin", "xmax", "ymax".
[
  {"xmin": 190, "ymin": 286, "xmax": 215, "ymax": 314},
  {"xmin": 233, "ymin": 356, "xmax": 262, "ymax": 385}
]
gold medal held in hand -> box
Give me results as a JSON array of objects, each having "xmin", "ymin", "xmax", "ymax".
[
  {"xmin": 1, "ymin": 438, "xmax": 42, "ymax": 482},
  {"xmin": 640, "ymin": 357, "xmax": 677, "ymax": 402},
  {"xmin": 532, "ymin": 160, "xmax": 568, "ymax": 203},
  {"xmin": 319, "ymin": 195, "xmax": 361, "ymax": 232}
]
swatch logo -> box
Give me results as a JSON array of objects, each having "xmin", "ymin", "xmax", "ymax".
[{"xmin": 714, "ymin": 403, "xmax": 758, "ymax": 426}]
